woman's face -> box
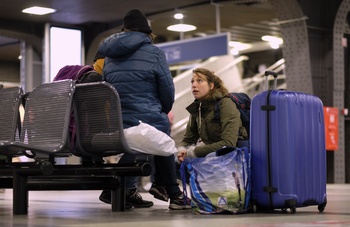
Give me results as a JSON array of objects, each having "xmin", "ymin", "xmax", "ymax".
[{"xmin": 191, "ymin": 72, "xmax": 214, "ymax": 100}]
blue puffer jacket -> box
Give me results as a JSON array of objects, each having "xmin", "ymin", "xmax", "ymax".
[{"xmin": 98, "ymin": 31, "xmax": 174, "ymax": 135}]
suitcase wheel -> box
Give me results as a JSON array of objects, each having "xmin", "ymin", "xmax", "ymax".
[
  {"xmin": 318, "ymin": 198, "xmax": 327, "ymax": 212},
  {"xmin": 252, "ymin": 204, "xmax": 257, "ymax": 213},
  {"xmin": 282, "ymin": 206, "xmax": 296, "ymax": 214},
  {"xmin": 290, "ymin": 206, "xmax": 296, "ymax": 214},
  {"xmin": 285, "ymin": 199, "xmax": 296, "ymax": 214}
]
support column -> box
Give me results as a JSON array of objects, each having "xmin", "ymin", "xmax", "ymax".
[
  {"xmin": 332, "ymin": 0, "xmax": 350, "ymax": 183},
  {"xmin": 269, "ymin": 0, "xmax": 313, "ymax": 94},
  {"xmin": 20, "ymin": 41, "xmax": 42, "ymax": 93}
]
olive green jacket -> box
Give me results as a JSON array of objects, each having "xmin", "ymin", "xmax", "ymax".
[{"xmin": 180, "ymin": 91, "xmax": 242, "ymax": 157}]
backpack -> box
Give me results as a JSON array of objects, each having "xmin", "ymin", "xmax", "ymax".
[
  {"xmin": 53, "ymin": 65, "xmax": 95, "ymax": 82},
  {"xmin": 53, "ymin": 65, "xmax": 102, "ymax": 153},
  {"xmin": 214, "ymin": 92, "xmax": 251, "ymax": 137}
]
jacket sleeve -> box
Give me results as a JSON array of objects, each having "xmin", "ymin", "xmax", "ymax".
[
  {"xmin": 193, "ymin": 98, "xmax": 242, "ymax": 157},
  {"xmin": 180, "ymin": 116, "xmax": 200, "ymax": 146},
  {"xmin": 155, "ymin": 49, "xmax": 174, "ymax": 114}
]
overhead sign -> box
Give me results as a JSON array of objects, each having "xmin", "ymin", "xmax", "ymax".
[{"xmin": 156, "ymin": 33, "xmax": 230, "ymax": 65}]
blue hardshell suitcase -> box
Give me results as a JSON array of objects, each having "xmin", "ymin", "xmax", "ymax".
[{"xmin": 250, "ymin": 71, "xmax": 327, "ymax": 213}]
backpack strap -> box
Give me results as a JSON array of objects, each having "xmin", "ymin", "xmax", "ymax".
[
  {"xmin": 214, "ymin": 93, "xmax": 251, "ymax": 140},
  {"xmin": 214, "ymin": 96, "xmax": 229, "ymax": 121}
]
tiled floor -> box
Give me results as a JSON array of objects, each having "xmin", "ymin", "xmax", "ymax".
[{"xmin": 0, "ymin": 184, "xmax": 350, "ymax": 227}]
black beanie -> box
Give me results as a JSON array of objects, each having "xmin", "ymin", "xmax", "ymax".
[{"xmin": 122, "ymin": 9, "xmax": 152, "ymax": 34}]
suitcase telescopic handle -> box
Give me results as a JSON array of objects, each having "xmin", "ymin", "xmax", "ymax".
[{"xmin": 264, "ymin": 70, "xmax": 278, "ymax": 90}]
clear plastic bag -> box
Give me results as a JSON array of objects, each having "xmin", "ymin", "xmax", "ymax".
[{"xmin": 181, "ymin": 147, "xmax": 251, "ymax": 214}]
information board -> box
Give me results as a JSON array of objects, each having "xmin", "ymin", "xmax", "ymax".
[{"xmin": 156, "ymin": 33, "xmax": 230, "ymax": 65}]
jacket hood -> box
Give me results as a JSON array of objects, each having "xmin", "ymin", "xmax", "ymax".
[{"xmin": 98, "ymin": 31, "xmax": 151, "ymax": 58}]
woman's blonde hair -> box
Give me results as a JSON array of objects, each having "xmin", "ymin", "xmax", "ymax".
[{"xmin": 192, "ymin": 68, "xmax": 229, "ymax": 99}]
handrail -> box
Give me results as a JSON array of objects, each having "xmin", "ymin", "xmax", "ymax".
[
  {"xmin": 216, "ymin": 55, "xmax": 249, "ymax": 76},
  {"xmin": 242, "ymin": 59, "xmax": 285, "ymax": 97}
]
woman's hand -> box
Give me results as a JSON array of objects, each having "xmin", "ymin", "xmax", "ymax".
[{"xmin": 177, "ymin": 150, "xmax": 187, "ymax": 163}]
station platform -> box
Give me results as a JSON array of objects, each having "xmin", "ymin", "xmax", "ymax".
[{"xmin": 0, "ymin": 184, "xmax": 349, "ymax": 227}]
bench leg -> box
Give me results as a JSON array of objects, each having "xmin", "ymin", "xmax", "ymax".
[
  {"xmin": 111, "ymin": 176, "xmax": 125, "ymax": 211},
  {"xmin": 13, "ymin": 173, "xmax": 28, "ymax": 215}
]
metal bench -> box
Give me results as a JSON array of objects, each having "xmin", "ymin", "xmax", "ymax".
[
  {"xmin": 73, "ymin": 81, "xmax": 152, "ymax": 211},
  {"xmin": 0, "ymin": 80, "xmax": 76, "ymax": 214},
  {"xmin": 73, "ymin": 81, "xmax": 149, "ymax": 158},
  {"xmin": 0, "ymin": 86, "xmax": 24, "ymax": 206},
  {"xmin": 0, "ymin": 80, "xmax": 75, "ymax": 159},
  {"xmin": 0, "ymin": 86, "xmax": 23, "ymax": 157},
  {"xmin": 0, "ymin": 80, "xmax": 152, "ymax": 215}
]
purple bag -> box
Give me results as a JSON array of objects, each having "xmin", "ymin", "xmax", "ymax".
[
  {"xmin": 53, "ymin": 65, "xmax": 95, "ymax": 151},
  {"xmin": 53, "ymin": 65, "xmax": 94, "ymax": 82}
]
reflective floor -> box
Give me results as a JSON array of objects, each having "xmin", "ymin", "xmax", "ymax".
[{"xmin": 0, "ymin": 184, "xmax": 349, "ymax": 227}]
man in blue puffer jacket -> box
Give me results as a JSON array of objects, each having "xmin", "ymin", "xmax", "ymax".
[{"xmin": 98, "ymin": 9, "xmax": 191, "ymax": 210}]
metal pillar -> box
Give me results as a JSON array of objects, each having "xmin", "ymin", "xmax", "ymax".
[
  {"xmin": 20, "ymin": 41, "xmax": 43, "ymax": 93},
  {"xmin": 270, "ymin": 0, "xmax": 348, "ymax": 183},
  {"xmin": 269, "ymin": 0, "xmax": 313, "ymax": 94},
  {"xmin": 332, "ymin": 0, "xmax": 350, "ymax": 183}
]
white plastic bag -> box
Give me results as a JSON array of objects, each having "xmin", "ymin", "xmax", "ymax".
[{"xmin": 124, "ymin": 121, "xmax": 176, "ymax": 156}]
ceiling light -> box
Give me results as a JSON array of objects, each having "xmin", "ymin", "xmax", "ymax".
[
  {"xmin": 261, "ymin": 35, "xmax": 283, "ymax": 49},
  {"xmin": 230, "ymin": 49, "xmax": 239, "ymax": 56},
  {"xmin": 261, "ymin": 35, "xmax": 283, "ymax": 44},
  {"xmin": 229, "ymin": 41, "xmax": 252, "ymax": 55},
  {"xmin": 228, "ymin": 41, "xmax": 252, "ymax": 51},
  {"xmin": 174, "ymin": 13, "xmax": 184, "ymax": 20},
  {"xmin": 22, "ymin": 6, "xmax": 56, "ymax": 15},
  {"xmin": 167, "ymin": 24, "xmax": 197, "ymax": 32},
  {"xmin": 269, "ymin": 42, "xmax": 280, "ymax": 49}
]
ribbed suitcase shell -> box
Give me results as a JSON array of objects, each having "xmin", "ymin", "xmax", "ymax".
[{"xmin": 250, "ymin": 89, "xmax": 327, "ymax": 213}]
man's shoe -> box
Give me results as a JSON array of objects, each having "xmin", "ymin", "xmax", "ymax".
[
  {"xmin": 99, "ymin": 190, "xmax": 133, "ymax": 209},
  {"xmin": 169, "ymin": 193, "xmax": 192, "ymax": 210},
  {"xmin": 149, "ymin": 184, "xmax": 169, "ymax": 202},
  {"xmin": 99, "ymin": 190, "xmax": 111, "ymax": 204},
  {"xmin": 126, "ymin": 188, "xmax": 154, "ymax": 208}
]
